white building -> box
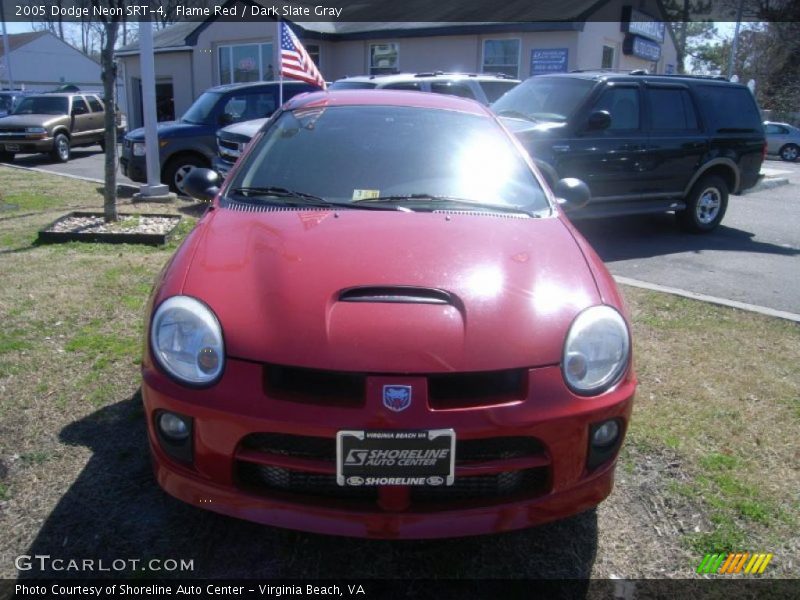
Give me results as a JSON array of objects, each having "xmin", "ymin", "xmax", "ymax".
[{"xmin": 0, "ymin": 31, "xmax": 102, "ymax": 92}]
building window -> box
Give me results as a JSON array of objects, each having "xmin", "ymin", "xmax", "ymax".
[
  {"xmin": 482, "ymin": 39, "xmax": 520, "ymax": 78},
  {"xmin": 602, "ymin": 45, "xmax": 615, "ymax": 69},
  {"xmin": 370, "ymin": 43, "xmax": 399, "ymax": 75},
  {"xmin": 306, "ymin": 44, "xmax": 321, "ymax": 68},
  {"xmin": 218, "ymin": 42, "xmax": 274, "ymax": 84}
]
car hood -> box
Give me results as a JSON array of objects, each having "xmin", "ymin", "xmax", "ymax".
[
  {"xmin": 181, "ymin": 209, "xmax": 600, "ymax": 373},
  {"xmin": 219, "ymin": 117, "xmax": 269, "ymax": 140},
  {"xmin": 125, "ymin": 120, "xmax": 205, "ymax": 141},
  {"xmin": 0, "ymin": 114, "xmax": 67, "ymax": 127}
]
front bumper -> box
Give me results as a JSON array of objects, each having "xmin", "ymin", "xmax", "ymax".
[
  {"xmin": 0, "ymin": 137, "xmax": 54, "ymax": 153},
  {"xmin": 119, "ymin": 141, "xmax": 147, "ymax": 182},
  {"xmin": 142, "ymin": 358, "xmax": 634, "ymax": 539}
]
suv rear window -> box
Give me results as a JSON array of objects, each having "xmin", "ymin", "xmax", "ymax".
[
  {"xmin": 329, "ymin": 81, "xmax": 378, "ymax": 90},
  {"xmin": 695, "ymin": 85, "xmax": 762, "ymax": 133},
  {"xmin": 430, "ymin": 81, "xmax": 476, "ymax": 100}
]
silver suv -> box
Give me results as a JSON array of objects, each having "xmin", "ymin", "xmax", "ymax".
[{"xmin": 329, "ymin": 72, "xmax": 520, "ymax": 105}]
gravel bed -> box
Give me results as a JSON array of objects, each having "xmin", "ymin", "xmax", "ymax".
[{"xmin": 46, "ymin": 214, "xmax": 179, "ymax": 235}]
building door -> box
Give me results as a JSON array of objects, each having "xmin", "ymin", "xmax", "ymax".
[{"xmin": 155, "ymin": 80, "xmax": 175, "ymax": 122}]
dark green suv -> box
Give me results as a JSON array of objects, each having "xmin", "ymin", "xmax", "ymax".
[{"xmin": 494, "ymin": 72, "xmax": 766, "ymax": 232}]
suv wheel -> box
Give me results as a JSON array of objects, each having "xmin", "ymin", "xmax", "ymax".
[
  {"xmin": 0, "ymin": 151, "xmax": 14, "ymax": 162},
  {"xmin": 679, "ymin": 175, "xmax": 728, "ymax": 233},
  {"xmin": 50, "ymin": 133, "xmax": 71, "ymax": 163},
  {"xmin": 164, "ymin": 155, "xmax": 207, "ymax": 195},
  {"xmin": 779, "ymin": 144, "xmax": 799, "ymax": 162}
]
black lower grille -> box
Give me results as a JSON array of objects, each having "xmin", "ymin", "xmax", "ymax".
[
  {"xmin": 236, "ymin": 462, "xmax": 546, "ymax": 504},
  {"xmin": 235, "ymin": 433, "xmax": 550, "ymax": 508},
  {"xmin": 238, "ymin": 462, "xmax": 377, "ymax": 500},
  {"xmin": 241, "ymin": 433, "xmax": 335, "ymax": 461}
]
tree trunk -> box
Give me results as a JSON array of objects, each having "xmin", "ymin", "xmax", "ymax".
[{"xmin": 101, "ymin": 20, "xmax": 120, "ymax": 223}]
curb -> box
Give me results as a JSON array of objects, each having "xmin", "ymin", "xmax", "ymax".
[
  {"xmin": 615, "ymin": 276, "xmax": 800, "ymax": 324},
  {"xmin": 745, "ymin": 176, "xmax": 790, "ymax": 194},
  {"xmin": 0, "ymin": 162, "xmax": 140, "ymax": 193}
]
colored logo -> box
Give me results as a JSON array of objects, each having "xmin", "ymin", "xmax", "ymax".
[
  {"xmin": 382, "ymin": 385, "xmax": 412, "ymax": 412},
  {"xmin": 697, "ymin": 553, "xmax": 773, "ymax": 575}
]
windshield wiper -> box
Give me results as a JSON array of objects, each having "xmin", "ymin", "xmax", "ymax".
[
  {"xmin": 231, "ymin": 186, "xmax": 328, "ymax": 203},
  {"xmin": 352, "ymin": 194, "xmax": 537, "ymax": 216},
  {"xmin": 227, "ymin": 187, "xmax": 410, "ymax": 211}
]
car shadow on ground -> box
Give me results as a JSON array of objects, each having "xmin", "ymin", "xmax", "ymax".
[
  {"xmin": 21, "ymin": 391, "xmax": 598, "ymax": 584},
  {"xmin": 573, "ymin": 213, "xmax": 799, "ymax": 263}
]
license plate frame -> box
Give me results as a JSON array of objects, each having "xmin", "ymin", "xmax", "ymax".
[
  {"xmin": 336, "ymin": 429, "xmax": 455, "ymax": 487},
  {"xmin": 5, "ymin": 144, "xmax": 20, "ymax": 152}
]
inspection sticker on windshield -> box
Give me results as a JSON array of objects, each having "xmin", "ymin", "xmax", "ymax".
[
  {"xmin": 337, "ymin": 430, "xmax": 455, "ymax": 486},
  {"xmin": 352, "ymin": 189, "xmax": 380, "ymax": 201}
]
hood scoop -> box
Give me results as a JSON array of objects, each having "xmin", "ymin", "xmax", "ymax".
[{"xmin": 338, "ymin": 286, "xmax": 454, "ymax": 305}]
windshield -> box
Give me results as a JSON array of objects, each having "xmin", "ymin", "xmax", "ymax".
[
  {"xmin": 227, "ymin": 105, "xmax": 548, "ymax": 212},
  {"xmin": 492, "ymin": 77, "xmax": 595, "ymax": 122},
  {"xmin": 13, "ymin": 96, "xmax": 69, "ymax": 115},
  {"xmin": 181, "ymin": 91, "xmax": 222, "ymax": 124}
]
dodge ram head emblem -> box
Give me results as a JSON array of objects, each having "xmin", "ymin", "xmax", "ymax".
[{"xmin": 382, "ymin": 385, "xmax": 412, "ymax": 412}]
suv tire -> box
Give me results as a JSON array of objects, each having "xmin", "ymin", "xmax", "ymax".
[
  {"xmin": 0, "ymin": 151, "xmax": 14, "ymax": 162},
  {"xmin": 679, "ymin": 175, "xmax": 728, "ymax": 233},
  {"xmin": 50, "ymin": 133, "xmax": 71, "ymax": 163},
  {"xmin": 779, "ymin": 144, "xmax": 799, "ymax": 162},
  {"xmin": 164, "ymin": 154, "xmax": 208, "ymax": 195}
]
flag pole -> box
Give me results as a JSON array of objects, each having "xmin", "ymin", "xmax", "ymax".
[{"xmin": 277, "ymin": 18, "xmax": 284, "ymax": 106}]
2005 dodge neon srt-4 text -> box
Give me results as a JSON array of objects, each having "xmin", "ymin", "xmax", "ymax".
[{"xmin": 142, "ymin": 90, "xmax": 636, "ymax": 538}]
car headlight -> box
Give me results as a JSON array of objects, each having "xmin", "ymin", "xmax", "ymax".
[
  {"xmin": 25, "ymin": 127, "xmax": 46, "ymax": 133},
  {"xmin": 132, "ymin": 142, "xmax": 146, "ymax": 156},
  {"xmin": 150, "ymin": 296, "xmax": 225, "ymax": 386},
  {"xmin": 562, "ymin": 305, "xmax": 630, "ymax": 396}
]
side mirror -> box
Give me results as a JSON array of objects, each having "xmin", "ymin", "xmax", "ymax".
[
  {"xmin": 183, "ymin": 168, "xmax": 220, "ymax": 202},
  {"xmin": 71, "ymin": 107, "xmax": 86, "ymax": 116},
  {"xmin": 554, "ymin": 178, "xmax": 591, "ymax": 211},
  {"xmin": 218, "ymin": 113, "xmax": 234, "ymax": 126},
  {"xmin": 586, "ymin": 110, "xmax": 611, "ymax": 131}
]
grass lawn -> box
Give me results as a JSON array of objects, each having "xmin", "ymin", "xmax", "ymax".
[{"xmin": 0, "ymin": 166, "xmax": 797, "ymax": 579}]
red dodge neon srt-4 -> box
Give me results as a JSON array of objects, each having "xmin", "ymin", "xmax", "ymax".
[{"xmin": 142, "ymin": 90, "xmax": 636, "ymax": 539}]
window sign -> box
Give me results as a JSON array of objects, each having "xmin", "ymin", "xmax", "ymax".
[{"xmin": 530, "ymin": 48, "xmax": 568, "ymax": 76}]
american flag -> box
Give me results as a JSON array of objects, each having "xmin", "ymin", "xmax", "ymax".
[{"xmin": 280, "ymin": 22, "xmax": 326, "ymax": 89}]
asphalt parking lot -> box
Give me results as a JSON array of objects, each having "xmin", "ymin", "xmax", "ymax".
[
  {"xmin": 574, "ymin": 159, "xmax": 800, "ymax": 315},
  {"xmin": 4, "ymin": 150, "xmax": 800, "ymax": 315}
]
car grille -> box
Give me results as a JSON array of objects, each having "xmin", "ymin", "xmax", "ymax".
[
  {"xmin": 234, "ymin": 433, "xmax": 550, "ymax": 509},
  {"xmin": 217, "ymin": 138, "xmax": 242, "ymax": 162},
  {"xmin": 262, "ymin": 364, "xmax": 527, "ymax": 410}
]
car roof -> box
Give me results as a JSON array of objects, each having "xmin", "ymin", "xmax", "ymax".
[
  {"xmin": 535, "ymin": 71, "xmax": 749, "ymax": 86},
  {"xmin": 207, "ymin": 81, "xmax": 311, "ymax": 94},
  {"xmin": 285, "ymin": 89, "xmax": 491, "ymax": 116},
  {"xmin": 335, "ymin": 72, "xmax": 520, "ymax": 84}
]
